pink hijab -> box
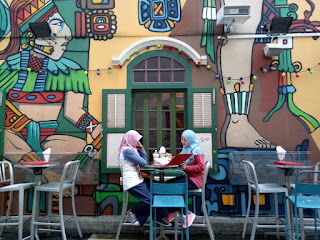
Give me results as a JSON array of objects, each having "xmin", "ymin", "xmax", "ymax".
[{"xmin": 117, "ymin": 130, "xmax": 142, "ymax": 158}]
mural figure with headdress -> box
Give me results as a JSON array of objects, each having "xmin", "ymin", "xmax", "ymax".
[{"xmin": 0, "ymin": 0, "xmax": 102, "ymax": 171}]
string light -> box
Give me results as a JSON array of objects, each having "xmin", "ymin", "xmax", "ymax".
[{"xmin": 1, "ymin": 44, "xmax": 320, "ymax": 79}]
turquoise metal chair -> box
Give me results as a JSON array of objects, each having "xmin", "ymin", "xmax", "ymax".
[
  {"xmin": 150, "ymin": 169, "xmax": 189, "ymax": 240},
  {"xmin": 285, "ymin": 170, "xmax": 320, "ymax": 240}
]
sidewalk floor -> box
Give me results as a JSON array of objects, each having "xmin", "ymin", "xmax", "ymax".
[{"xmin": 0, "ymin": 216, "xmax": 317, "ymax": 239}]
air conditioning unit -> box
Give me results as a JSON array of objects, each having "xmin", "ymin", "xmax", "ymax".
[
  {"xmin": 216, "ymin": 5, "xmax": 251, "ymax": 25},
  {"xmin": 264, "ymin": 43, "xmax": 283, "ymax": 57}
]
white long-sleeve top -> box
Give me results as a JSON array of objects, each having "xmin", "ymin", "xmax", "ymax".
[{"xmin": 119, "ymin": 148, "xmax": 147, "ymax": 191}]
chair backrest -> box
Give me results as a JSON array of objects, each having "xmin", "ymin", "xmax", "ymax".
[
  {"xmin": 295, "ymin": 170, "xmax": 320, "ymax": 196},
  {"xmin": 0, "ymin": 161, "xmax": 14, "ymax": 185},
  {"xmin": 150, "ymin": 170, "xmax": 188, "ymax": 198},
  {"xmin": 242, "ymin": 160, "xmax": 259, "ymax": 188},
  {"xmin": 201, "ymin": 161, "xmax": 210, "ymax": 192},
  {"xmin": 314, "ymin": 162, "xmax": 320, "ymax": 184},
  {"xmin": 60, "ymin": 160, "xmax": 80, "ymax": 188}
]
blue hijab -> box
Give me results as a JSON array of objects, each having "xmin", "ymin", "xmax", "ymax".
[{"xmin": 180, "ymin": 129, "xmax": 200, "ymax": 165}]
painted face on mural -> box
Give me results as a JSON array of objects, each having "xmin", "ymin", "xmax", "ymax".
[{"xmin": 33, "ymin": 12, "xmax": 72, "ymax": 60}]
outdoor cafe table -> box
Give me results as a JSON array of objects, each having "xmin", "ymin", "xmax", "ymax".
[
  {"xmin": 141, "ymin": 164, "xmax": 181, "ymax": 240},
  {"xmin": 266, "ymin": 162, "xmax": 314, "ymax": 240}
]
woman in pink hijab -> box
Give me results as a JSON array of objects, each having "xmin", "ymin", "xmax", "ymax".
[{"xmin": 118, "ymin": 130, "xmax": 169, "ymax": 226}]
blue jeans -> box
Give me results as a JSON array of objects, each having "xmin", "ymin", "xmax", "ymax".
[{"xmin": 128, "ymin": 181, "xmax": 168, "ymax": 226}]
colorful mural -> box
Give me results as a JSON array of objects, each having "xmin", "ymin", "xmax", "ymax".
[{"xmin": 0, "ymin": 0, "xmax": 320, "ymax": 221}]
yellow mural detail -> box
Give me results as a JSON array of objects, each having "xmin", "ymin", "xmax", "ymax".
[
  {"xmin": 222, "ymin": 194, "xmax": 234, "ymax": 206},
  {"xmin": 253, "ymin": 194, "xmax": 265, "ymax": 205}
]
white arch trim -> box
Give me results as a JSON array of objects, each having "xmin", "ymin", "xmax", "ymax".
[{"xmin": 112, "ymin": 36, "xmax": 207, "ymax": 66}]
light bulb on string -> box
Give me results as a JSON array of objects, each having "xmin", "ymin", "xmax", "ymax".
[
  {"xmin": 215, "ymin": 74, "xmax": 219, "ymax": 79},
  {"xmin": 135, "ymin": 50, "xmax": 139, "ymax": 54},
  {"xmin": 84, "ymin": 71, "xmax": 88, "ymax": 75},
  {"xmin": 252, "ymin": 75, "xmax": 257, "ymax": 80},
  {"xmin": 108, "ymin": 67, "xmax": 112, "ymax": 73},
  {"xmin": 207, "ymin": 65, "xmax": 211, "ymax": 70},
  {"xmin": 97, "ymin": 69, "xmax": 100, "ymax": 75},
  {"xmin": 308, "ymin": 68, "xmax": 313, "ymax": 74},
  {"xmin": 188, "ymin": 56, "xmax": 191, "ymax": 60},
  {"xmin": 227, "ymin": 77, "xmax": 231, "ymax": 84},
  {"xmin": 281, "ymin": 72, "xmax": 285, "ymax": 77},
  {"xmin": 240, "ymin": 77, "xmax": 244, "ymax": 84},
  {"xmin": 261, "ymin": 67, "xmax": 267, "ymax": 73},
  {"xmin": 295, "ymin": 72, "xmax": 299, "ymax": 78}
]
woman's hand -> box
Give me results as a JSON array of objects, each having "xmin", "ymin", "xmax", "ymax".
[
  {"xmin": 136, "ymin": 141, "xmax": 143, "ymax": 149},
  {"xmin": 179, "ymin": 161, "xmax": 186, "ymax": 170}
]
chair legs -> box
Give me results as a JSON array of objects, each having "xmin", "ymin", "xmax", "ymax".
[
  {"xmin": 59, "ymin": 192, "xmax": 67, "ymax": 240},
  {"xmin": 242, "ymin": 188, "xmax": 252, "ymax": 239},
  {"xmin": 250, "ymin": 193, "xmax": 260, "ymax": 240},
  {"xmin": 202, "ymin": 195, "xmax": 215, "ymax": 240},
  {"xmin": 71, "ymin": 186, "xmax": 83, "ymax": 238},
  {"xmin": 115, "ymin": 191, "xmax": 129, "ymax": 240},
  {"xmin": 18, "ymin": 190, "xmax": 24, "ymax": 240},
  {"xmin": 274, "ymin": 193, "xmax": 280, "ymax": 239},
  {"xmin": 30, "ymin": 188, "xmax": 82, "ymax": 240},
  {"xmin": 0, "ymin": 191, "xmax": 13, "ymax": 237}
]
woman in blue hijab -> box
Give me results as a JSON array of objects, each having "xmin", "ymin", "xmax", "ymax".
[{"xmin": 165, "ymin": 129, "xmax": 206, "ymax": 228}]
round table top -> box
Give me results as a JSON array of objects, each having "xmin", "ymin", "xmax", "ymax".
[
  {"xmin": 266, "ymin": 163, "xmax": 314, "ymax": 169},
  {"xmin": 142, "ymin": 164, "xmax": 179, "ymax": 169},
  {"xmin": 14, "ymin": 162, "xmax": 60, "ymax": 169}
]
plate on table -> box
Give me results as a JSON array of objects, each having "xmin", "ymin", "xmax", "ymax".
[
  {"xmin": 20, "ymin": 161, "xmax": 51, "ymax": 165},
  {"xmin": 274, "ymin": 161, "xmax": 305, "ymax": 166}
]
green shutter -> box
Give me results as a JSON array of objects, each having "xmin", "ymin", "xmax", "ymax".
[
  {"xmin": 187, "ymin": 88, "xmax": 218, "ymax": 173},
  {"xmin": 101, "ymin": 89, "xmax": 131, "ymax": 173}
]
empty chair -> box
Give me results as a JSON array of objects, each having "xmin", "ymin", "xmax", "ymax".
[
  {"xmin": 150, "ymin": 169, "xmax": 189, "ymax": 240},
  {"xmin": 285, "ymin": 170, "xmax": 320, "ymax": 240},
  {"xmin": 242, "ymin": 160, "xmax": 288, "ymax": 240},
  {"xmin": 188, "ymin": 160, "xmax": 215, "ymax": 240},
  {"xmin": 30, "ymin": 160, "xmax": 82, "ymax": 240},
  {"xmin": 0, "ymin": 161, "xmax": 35, "ymax": 240}
]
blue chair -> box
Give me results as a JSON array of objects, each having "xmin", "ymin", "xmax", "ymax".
[
  {"xmin": 285, "ymin": 170, "xmax": 320, "ymax": 240},
  {"xmin": 150, "ymin": 169, "xmax": 189, "ymax": 240}
]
